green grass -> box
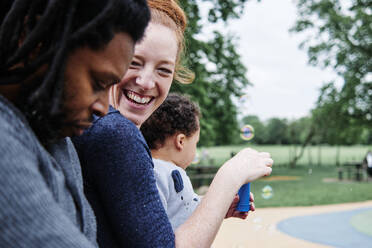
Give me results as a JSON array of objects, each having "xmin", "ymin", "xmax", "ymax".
[
  {"xmin": 191, "ymin": 167, "xmax": 372, "ymax": 208},
  {"xmin": 196, "ymin": 144, "xmax": 372, "ymax": 167},
  {"xmin": 190, "ymin": 145, "xmax": 372, "ymax": 207},
  {"xmin": 251, "ymin": 167, "xmax": 372, "ymax": 208}
]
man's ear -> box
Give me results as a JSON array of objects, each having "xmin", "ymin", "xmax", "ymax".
[{"xmin": 175, "ymin": 133, "xmax": 186, "ymax": 151}]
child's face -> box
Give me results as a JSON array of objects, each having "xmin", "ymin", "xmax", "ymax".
[{"xmin": 179, "ymin": 126, "xmax": 200, "ymax": 169}]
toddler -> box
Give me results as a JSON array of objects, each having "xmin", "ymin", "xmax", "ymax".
[{"xmin": 141, "ymin": 93, "xmax": 251, "ymax": 230}]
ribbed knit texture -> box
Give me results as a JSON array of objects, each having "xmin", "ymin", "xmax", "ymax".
[
  {"xmin": 153, "ymin": 159, "xmax": 200, "ymax": 230},
  {"xmin": 73, "ymin": 107, "xmax": 175, "ymax": 248},
  {"xmin": 0, "ymin": 94, "xmax": 97, "ymax": 248}
]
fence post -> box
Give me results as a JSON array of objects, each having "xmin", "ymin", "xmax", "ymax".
[
  {"xmin": 336, "ymin": 145, "xmax": 340, "ymax": 167},
  {"xmin": 308, "ymin": 146, "xmax": 313, "ymax": 166},
  {"xmin": 317, "ymin": 145, "xmax": 322, "ymax": 167}
]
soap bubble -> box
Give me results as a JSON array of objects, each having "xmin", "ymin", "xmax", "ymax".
[
  {"xmin": 253, "ymin": 217, "xmax": 262, "ymax": 223},
  {"xmin": 240, "ymin": 124, "xmax": 255, "ymax": 141},
  {"xmin": 267, "ymin": 224, "xmax": 276, "ymax": 235},
  {"xmin": 254, "ymin": 224, "xmax": 263, "ymax": 231},
  {"xmin": 234, "ymin": 245, "xmax": 245, "ymax": 248},
  {"xmin": 201, "ymin": 149, "xmax": 210, "ymax": 161},
  {"xmin": 191, "ymin": 152, "xmax": 200, "ymax": 165},
  {"xmin": 252, "ymin": 217, "xmax": 263, "ymax": 231},
  {"xmin": 239, "ymin": 94, "xmax": 250, "ymax": 105},
  {"xmin": 261, "ymin": 185, "xmax": 273, "ymax": 199}
]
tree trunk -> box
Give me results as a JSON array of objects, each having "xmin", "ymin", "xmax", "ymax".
[
  {"xmin": 308, "ymin": 146, "xmax": 313, "ymax": 165},
  {"xmin": 289, "ymin": 126, "xmax": 315, "ymax": 168}
]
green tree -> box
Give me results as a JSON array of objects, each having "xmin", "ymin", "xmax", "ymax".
[
  {"xmin": 287, "ymin": 117, "xmax": 313, "ymax": 144},
  {"xmin": 265, "ymin": 118, "xmax": 289, "ymax": 144},
  {"xmin": 291, "ymin": 0, "xmax": 372, "ymax": 127},
  {"xmin": 172, "ymin": 0, "xmax": 253, "ymax": 146},
  {"xmin": 313, "ymin": 83, "xmax": 369, "ymax": 146},
  {"xmin": 287, "ymin": 117, "xmax": 315, "ymax": 167}
]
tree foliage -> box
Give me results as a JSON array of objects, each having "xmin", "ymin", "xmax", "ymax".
[
  {"xmin": 172, "ymin": 0, "xmax": 253, "ymax": 146},
  {"xmin": 240, "ymin": 113, "xmax": 370, "ymax": 145},
  {"xmin": 291, "ymin": 0, "xmax": 372, "ymax": 128},
  {"xmin": 311, "ymin": 83, "xmax": 370, "ymax": 145}
]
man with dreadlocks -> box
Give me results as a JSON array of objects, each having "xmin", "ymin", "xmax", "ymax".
[{"xmin": 0, "ymin": 0, "xmax": 150, "ymax": 247}]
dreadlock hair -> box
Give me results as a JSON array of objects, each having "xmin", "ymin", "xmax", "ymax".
[
  {"xmin": 0, "ymin": 0, "xmax": 150, "ymax": 144},
  {"xmin": 140, "ymin": 93, "xmax": 201, "ymax": 150}
]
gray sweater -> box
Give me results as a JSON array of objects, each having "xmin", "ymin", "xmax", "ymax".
[
  {"xmin": 153, "ymin": 159, "xmax": 200, "ymax": 230},
  {"xmin": 0, "ymin": 95, "xmax": 97, "ymax": 247}
]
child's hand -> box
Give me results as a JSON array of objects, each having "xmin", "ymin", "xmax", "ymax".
[
  {"xmin": 223, "ymin": 148, "xmax": 273, "ymax": 185},
  {"xmin": 225, "ymin": 193, "xmax": 255, "ymax": 219}
]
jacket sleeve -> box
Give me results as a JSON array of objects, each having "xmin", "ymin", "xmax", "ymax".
[
  {"xmin": 0, "ymin": 127, "xmax": 96, "ymax": 248},
  {"xmin": 75, "ymin": 113, "xmax": 175, "ymax": 247}
]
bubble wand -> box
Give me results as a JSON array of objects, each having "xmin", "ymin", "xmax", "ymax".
[{"xmin": 237, "ymin": 124, "xmax": 254, "ymax": 212}]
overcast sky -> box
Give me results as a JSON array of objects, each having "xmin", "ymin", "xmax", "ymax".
[{"xmin": 202, "ymin": 0, "xmax": 341, "ymax": 121}]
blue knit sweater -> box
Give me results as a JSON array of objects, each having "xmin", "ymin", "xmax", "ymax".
[{"xmin": 73, "ymin": 107, "xmax": 175, "ymax": 247}]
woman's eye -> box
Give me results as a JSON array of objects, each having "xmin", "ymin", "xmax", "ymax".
[
  {"xmin": 158, "ymin": 68, "xmax": 172, "ymax": 75},
  {"xmin": 130, "ymin": 61, "xmax": 141, "ymax": 67}
]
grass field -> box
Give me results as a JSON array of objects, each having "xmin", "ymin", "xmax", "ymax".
[
  {"xmin": 190, "ymin": 145, "xmax": 372, "ymax": 207},
  {"xmin": 195, "ymin": 144, "xmax": 372, "ymax": 167},
  {"xmin": 251, "ymin": 167, "xmax": 372, "ymax": 208}
]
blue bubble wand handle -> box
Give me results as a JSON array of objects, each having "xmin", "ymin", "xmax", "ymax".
[{"xmin": 237, "ymin": 183, "xmax": 251, "ymax": 212}]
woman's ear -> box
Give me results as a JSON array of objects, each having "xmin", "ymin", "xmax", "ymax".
[{"xmin": 175, "ymin": 133, "xmax": 186, "ymax": 151}]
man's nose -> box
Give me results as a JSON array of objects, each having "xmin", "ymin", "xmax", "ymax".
[{"xmin": 92, "ymin": 90, "xmax": 109, "ymax": 117}]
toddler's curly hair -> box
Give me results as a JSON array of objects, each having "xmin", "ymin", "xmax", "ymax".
[{"xmin": 141, "ymin": 93, "xmax": 201, "ymax": 150}]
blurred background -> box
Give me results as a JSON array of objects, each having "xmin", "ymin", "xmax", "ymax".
[
  {"xmin": 172, "ymin": 0, "xmax": 371, "ymax": 204},
  {"xmin": 171, "ymin": 1, "xmax": 371, "ymax": 246}
]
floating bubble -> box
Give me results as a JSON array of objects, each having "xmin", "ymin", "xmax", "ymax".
[
  {"xmin": 201, "ymin": 149, "xmax": 210, "ymax": 161},
  {"xmin": 254, "ymin": 224, "xmax": 263, "ymax": 231},
  {"xmin": 261, "ymin": 185, "xmax": 273, "ymax": 199},
  {"xmin": 239, "ymin": 94, "xmax": 250, "ymax": 104},
  {"xmin": 253, "ymin": 217, "xmax": 262, "ymax": 223},
  {"xmin": 234, "ymin": 245, "xmax": 245, "ymax": 248},
  {"xmin": 267, "ymin": 224, "xmax": 276, "ymax": 235},
  {"xmin": 240, "ymin": 124, "xmax": 255, "ymax": 141},
  {"xmin": 191, "ymin": 152, "xmax": 200, "ymax": 165}
]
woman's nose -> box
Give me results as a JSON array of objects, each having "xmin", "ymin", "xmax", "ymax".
[{"xmin": 135, "ymin": 70, "xmax": 155, "ymax": 90}]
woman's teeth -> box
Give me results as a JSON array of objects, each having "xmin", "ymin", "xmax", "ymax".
[{"xmin": 126, "ymin": 91, "xmax": 152, "ymax": 104}]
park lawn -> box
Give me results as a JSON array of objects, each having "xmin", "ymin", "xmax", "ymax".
[
  {"xmin": 192, "ymin": 145, "xmax": 372, "ymax": 207},
  {"xmin": 197, "ymin": 144, "xmax": 371, "ymax": 167},
  {"xmin": 244, "ymin": 167, "xmax": 372, "ymax": 208}
]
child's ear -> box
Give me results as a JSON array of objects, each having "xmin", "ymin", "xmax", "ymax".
[{"xmin": 175, "ymin": 133, "xmax": 186, "ymax": 151}]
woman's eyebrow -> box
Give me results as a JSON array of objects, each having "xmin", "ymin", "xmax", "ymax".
[
  {"xmin": 159, "ymin": 60, "xmax": 175, "ymax": 66},
  {"xmin": 133, "ymin": 54, "xmax": 175, "ymax": 66}
]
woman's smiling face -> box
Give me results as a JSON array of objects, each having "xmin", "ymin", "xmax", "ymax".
[{"xmin": 111, "ymin": 23, "xmax": 178, "ymax": 127}]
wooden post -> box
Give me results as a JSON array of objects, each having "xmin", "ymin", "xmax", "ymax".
[
  {"xmin": 308, "ymin": 146, "xmax": 313, "ymax": 166},
  {"xmin": 336, "ymin": 145, "xmax": 340, "ymax": 167},
  {"xmin": 317, "ymin": 145, "xmax": 322, "ymax": 167}
]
